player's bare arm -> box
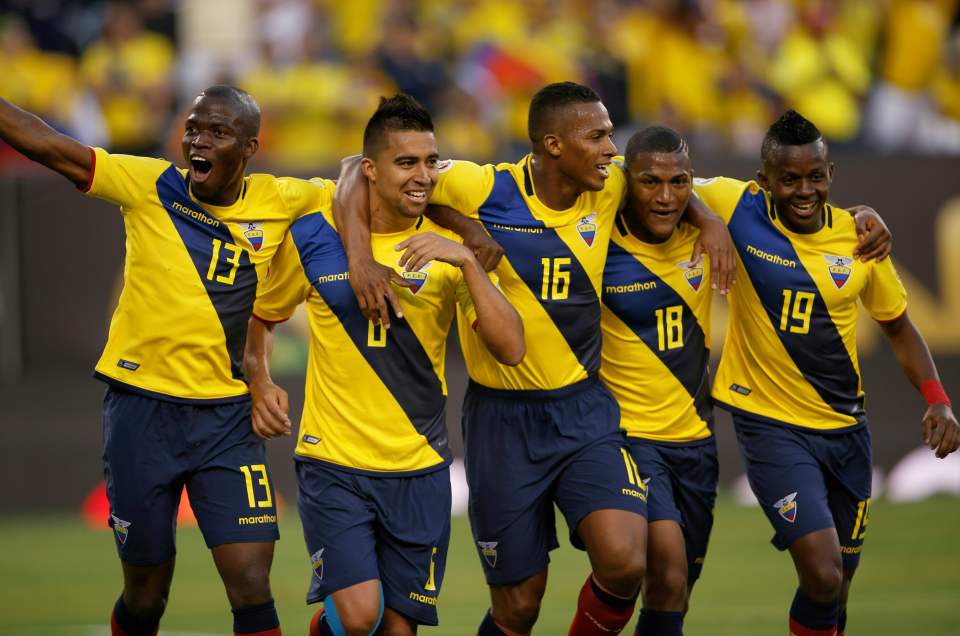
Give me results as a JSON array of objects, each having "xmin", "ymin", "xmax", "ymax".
[
  {"xmin": 683, "ymin": 193, "xmax": 736, "ymax": 294},
  {"xmin": 426, "ymin": 204, "xmax": 504, "ymax": 271},
  {"xmin": 878, "ymin": 311, "xmax": 959, "ymax": 458},
  {"xmin": 395, "ymin": 232, "xmax": 524, "ymax": 366},
  {"xmin": 333, "ymin": 154, "xmax": 414, "ymax": 328},
  {"xmin": 243, "ymin": 317, "xmax": 292, "ymax": 440},
  {"xmin": 846, "ymin": 205, "xmax": 893, "ymax": 261},
  {"xmin": 0, "ymin": 97, "xmax": 92, "ymax": 188}
]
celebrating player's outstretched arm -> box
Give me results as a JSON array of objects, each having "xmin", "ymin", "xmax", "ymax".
[
  {"xmin": 0, "ymin": 96, "xmax": 92, "ymax": 188},
  {"xmin": 877, "ymin": 312, "xmax": 959, "ymax": 458},
  {"xmin": 395, "ymin": 232, "xmax": 524, "ymax": 365}
]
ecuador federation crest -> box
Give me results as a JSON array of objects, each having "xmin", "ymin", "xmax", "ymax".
[
  {"xmin": 774, "ymin": 492, "xmax": 798, "ymax": 523},
  {"xmin": 478, "ymin": 541, "xmax": 499, "ymax": 568},
  {"xmin": 402, "ymin": 270, "xmax": 428, "ymax": 295},
  {"xmin": 311, "ymin": 548, "xmax": 325, "ymax": 581},
  {"xmin": 240, "ymin": 221, "xmax": 265, "ymax": 252},
  {"xmin": 677, "ymin": 259, "xmax": 704, "ymax": 292},
  {"xmin": 824, "ymin": 254, "xmax": 853, "ymax": 289},
  {"xmin": 110, "ymin": 514, "xmax": 131, "ymax": 545},
  {"xmin": 577, "ymin": 213, "xmax": 598, "ymax": 247}
]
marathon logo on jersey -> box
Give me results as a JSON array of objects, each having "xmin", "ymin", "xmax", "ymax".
[
  {"xmin": 110, "ymin": 514, "xmax": 131, "ymax": 545},
  {"xmin": 774, "ymin": 492, "xmax": 798, "ymax": 523},
  {"xmin": 116, "ymin": 359, "xmax": 140, "ymax": 371},
  {"xmin": 302, "ymin": 435, "xmax": 321, "ymax": 445},
  {"xmin": 730, "ymin": 383, "xmax": 752, "ymax": 396},
  {"xmin": 824, "ymin": 254, "xmax": 853, "ymax": 288},
  {"xmin": 677, "ymin": 259, "xmax": 704, "ymax": 292},
  {"xmin": 576, "ymin": 213, "xmax": 598, "ymax": 247},
  {"xmin": 477, "ymin": 541, "xmax": 498, "ymax": 568},
  {"xmin": 240, "ymin": 222, "xmax": 265, "ymax": 252},
  {"xmin": 311, "ymin": 548, "xmax": 325, "ymax": 581},
  {"xmin": 402, "ymin": 266, "xmax": 429, "ymax": 295}
]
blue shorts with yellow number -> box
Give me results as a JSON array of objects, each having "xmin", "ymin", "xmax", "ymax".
[
  {"xmin": 463, "ymin": 376, "xmax": 647, "ymax": 586},
  {"xmin": 296, "ymin": 459, "xmax": 451, "ymax": 626},
  {"xmin": 102, "ymin": 387, "xmax": 279, "ymax": 566},
  {"xmin": 731, "ymin": 411, "xmax": 872, "ymax": 570},
  {"xmin": 628, "ymin": 434, "xmax": 718, "ymax": 583}
]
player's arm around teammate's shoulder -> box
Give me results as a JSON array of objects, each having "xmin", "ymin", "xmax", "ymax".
[
  {"xmin": 397, "ymin": 231, "xmax": 524, "ymax": 366},
  {"xmin": 682, "ymin": 192, "xmax": 737, "ymax": 294},
  {"xmin": 845, "ymin": 205, "xmax": 893, "ymax": 261},
  {"xmin": 877, "ymin": 310, "xmax": 959, "ymax": 458},
  {"xmin": 0, "ymin": 96, "xmax": 92, "ymax": 188},
  {"xmin": 243, "ymin": 316, "xmax": 292, "ymax": 440},
  {"xmin": 425, "ymin": 204, "xmax": 504, "ymax": 271}
]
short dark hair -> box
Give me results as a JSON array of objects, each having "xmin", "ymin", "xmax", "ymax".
[
  {"xmin": 761, "ymin": 110, "xmax": 823, "ymax": 164},
  {"xmin": 625, "ymin": 126, "xmax": 688, "ymax": 163},
  {"xmin": 199, "ymin": 85, "xmax": 261, "ymax": 140},
  {"xmin": 363, "ymin": 93, "xmax": 434, "ymax": 157},
  {"xmin": 528, "ymin": 82, "xmax": 601, "ymax": 143}
]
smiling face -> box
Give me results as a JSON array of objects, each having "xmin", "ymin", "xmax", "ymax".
[
  {"xmin": 758, "ymin": 139, "xmax": 833, "ymax": 234},
  {"xmin": 362, "ymin": 129, "xmax": 439, "ymax": 222},
  {"xmin": 625, "ymin": 150, "xmax": 692, "ymax": 243},
  {"xmin": 550, "ymin": 101, "xmax": 617, "ymax": 192},
  {"xmin": 181, "ymin": 95, "xmax": 258, "ymax": 206}
]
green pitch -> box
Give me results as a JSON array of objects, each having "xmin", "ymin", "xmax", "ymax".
[{"xmin": 1, "ymin": 497, "xmax": 958, "ymax": 635}]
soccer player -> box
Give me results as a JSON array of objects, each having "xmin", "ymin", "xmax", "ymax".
[
  {"xmin": 600, "ymin": 126, "xmax": 717, "ymax": 636},
  {"xmin": 333, "ymin": 82, "xmax": 741, "ymax": 636},
  {"xmin": 244, "ymin": 94, "xmax": 524, "ymax": 636},
  {"xmin": 696, "ymin": 110, "xmax": 959, "ymax": 636},
  {"xmin": 0, "ymin": 86, "xmax": 334, "ymax": 636}
]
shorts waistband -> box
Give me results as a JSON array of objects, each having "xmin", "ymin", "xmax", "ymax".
[{"xmin": 467, "ymin": 374, "xmax": 599, "ymax": 401}]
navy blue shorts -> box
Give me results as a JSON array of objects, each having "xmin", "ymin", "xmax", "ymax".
[
  {"xmin": 102, "ymin": 387, "xmax": 279, "ymax": 566},
  {"xmin": 628, "ymin": 435, "xmax": 718, "ymax": 583},
  {"xmin": 463, "ymin": 376, "xmax": 647, "ymax": 585},
  {"xmin": 732, "ymin": 412, "xmax": 872, "ymax": 570},
  {"xmin": 297, "ymin": 460, "xmax": 451, "ymax": 626}
]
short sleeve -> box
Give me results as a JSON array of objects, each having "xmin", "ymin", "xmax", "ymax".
[
  {"xmin": 276, "ymin": 177, "xmax": 335, "ymax": 221},
  {"xmin": 253, "ymin": 231, "xmax": 312, "ymax": 323},
  {"xmin": 430, "ymin": 160, "xmax": 495, "ymax": 220},
  {"xmin": 861, "ymin": 257, "xmax": 908, "ymax": 322},
  {"xmin": 84, "ymin": 147, "xmax": 170, "ymax": 209},
  {"xmin": 693, "ymin": 176, "xmax": 750, "ymax": 224}
]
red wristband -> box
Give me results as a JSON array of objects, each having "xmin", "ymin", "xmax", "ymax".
[{"xmin": 920, "ymin": 380, "xmax": 952, "ymax": 408}]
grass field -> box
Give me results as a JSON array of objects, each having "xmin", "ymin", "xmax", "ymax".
[{"xmin": 2, "ymin": 497, "xmax": 958, "ymax": 635}]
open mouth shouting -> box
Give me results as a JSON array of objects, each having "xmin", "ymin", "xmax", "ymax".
[{"xmin": 190, "ymin": 154, "xmax": 214, "ymax": 184}]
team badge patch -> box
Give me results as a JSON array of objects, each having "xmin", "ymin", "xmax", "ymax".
[
  {"xmin": 402, "ymin": 270, "xmax": 428, "ymax": 295},
  {"xmin": 774, "ymin": 492, "xmax": 798, "ymax": 523},
  {"xmin": 437, "ymin": 159, "xmax": 453, "ymax": 173},
  {"xmin": 576, "ymin": 213, "xmax": 598, "ymax": 247},
  {"xmin": 823, "ymin": 255, "xmax": 853, "ymax": 288},
  {"xmin": 478, "ymin": 541, "xmax": 498, "ymax": 568},
  {"xmin": 311, "ymin": 548, "xmax": 325, "ymax": 581},
  {"xmin": 110, "ymin": 514, "xmax": 131, "ymax": 545},
  {"xmin": 240, "ymin": 222, "xmax": 265, "ymax": 252},
  {"xmin": 677, "ymin": 259, "xmax": 704, "ymax": 292}
]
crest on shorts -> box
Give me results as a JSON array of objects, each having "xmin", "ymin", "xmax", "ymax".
[
  {"xmin": 240, "ymin": 222, "xmax": 265, "ymax": 252},
  {"xmin": 110, "ymin": 514, "xmax": 131, "ymax": 545},
  {"xmin": 402, "ymin": 270, "xmax": 428, "ymax": 295},
  {"xmin": 311, "ymin": 548, "xmax": 325, "ymax": 580},
  {"xmin": 478, "ymin": 541, "xmax": 498, "ymax": 568},
  {"xmin": 824, "ymin": 255, "xmax": 853, "ymax": 289},
  {"xmin": 677, "ymin": 259, "xmax": 704, "ymax": 292},
  {"xmin": 774, "ymin": 492, "xmax": 798, "ymax": 523},
  {"xmin": 577, "ymin": 213, "xmax": 598, "ymax": 247}
]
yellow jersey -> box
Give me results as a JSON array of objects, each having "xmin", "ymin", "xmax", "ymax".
[
  {"xmin": 83, "ymin": 147, "xmax": 331, "ymax": 402},
  {"xmin": 430, "ymin": 155, "xmax": 626, "ymax": 391},
  {"xmin": 600, "ymin": 217, "xmax": 713, "ymax": 442},
  {"xmin": 695, "ymin": 177, "xmax": 908, "ymax": 431},
  {"xmin": 254, "ymin": 209, "xmax": 484, "ymax": 475}
]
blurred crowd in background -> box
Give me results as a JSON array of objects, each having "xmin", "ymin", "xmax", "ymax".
[{"xmin": 3, "ymin": 0, "xmax": 960, "ymax": 172}]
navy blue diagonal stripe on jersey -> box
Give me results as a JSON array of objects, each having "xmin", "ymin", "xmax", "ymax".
[
  {"xmin": 728, "ymin": 190, "xmax": 864, "ymax": 420},
  {"xmin": 289, "ymin": 213, "xmax": 450, "ymax": 462},
  {"xmin": 602, "ymin": 240, "xmax": 711, "ymax": 413},
  {"xmin": 478, "ymin": 168, "xmax": 601, "ymax": 374},
  {"xmin": 157, "ymin": 167, "xmax": 257, "ymax": 380}
]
